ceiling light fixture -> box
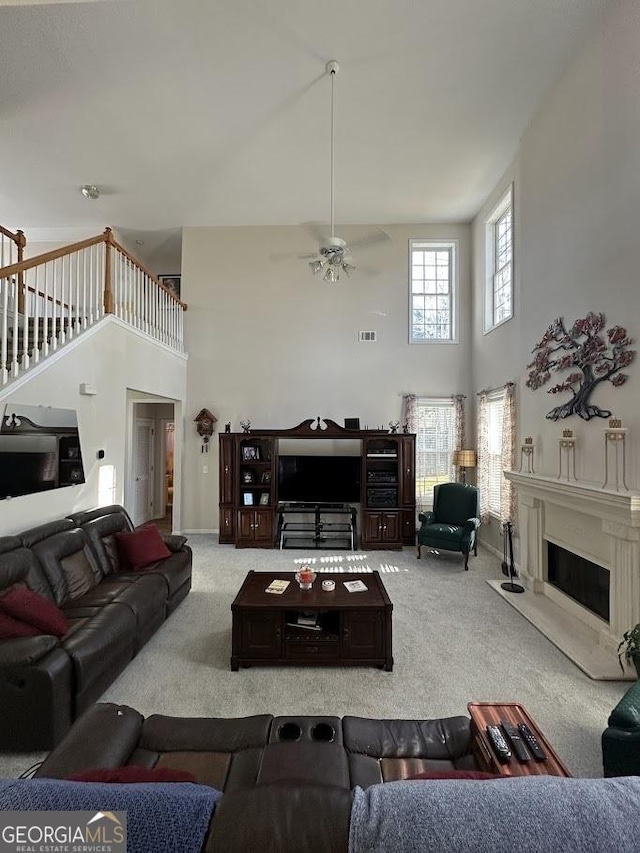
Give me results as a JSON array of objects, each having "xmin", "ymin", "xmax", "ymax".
[
  {"xmin": 81, "ymin": 185, "xmax": 100, "ymax": 200},
  {"xmin": 309, "ymin": 61, "xmax": 354, "ymax": 284}
]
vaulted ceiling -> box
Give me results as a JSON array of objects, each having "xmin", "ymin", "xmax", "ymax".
[{"xmin": 0, "ymin": 0, "xmax": 606, "ymax": 245}]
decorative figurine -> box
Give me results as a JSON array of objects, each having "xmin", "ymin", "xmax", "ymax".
[
  {"xmin": 403, "ymin": 423, "xmax": 409, "ymax": 434},
  {"xmin": 389, "ymin": 421, "xmax": 400, "ymax": 434},
  {"xmin": 224, "ymin": 422, "xmax": 231, "ymax": 433},
  {"xmin": 240, "ymin": 420, "xmax": 251, "ymax": 434}
]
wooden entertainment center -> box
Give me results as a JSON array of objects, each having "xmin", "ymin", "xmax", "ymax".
[{"xmin": 219, "ymin": 418, "xmax": 416, "ymax": 550}]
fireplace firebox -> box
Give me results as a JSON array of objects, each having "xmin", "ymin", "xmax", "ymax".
[{"xmin": 547, "ymin": 542, "xmax": 609, "ymax": 622}]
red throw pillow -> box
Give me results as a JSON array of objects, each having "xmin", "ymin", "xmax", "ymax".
[
  {"xmin": 114, "ymin": 525, "xmax": 171, "ymax": 570},
  {"xmin": 0, "ymin": 611, "xmax": 41, "ymax": 640},
  {"xmin": 407, "ymin": 769, "xmax": 500, "ymax": 781},
  {"xmin": 0, "ymin": 588, "xmax": 68, "ymax": 637},
  {"xmin": 67, "ymin": 766, "xmax": 196, "ymax": 784}
]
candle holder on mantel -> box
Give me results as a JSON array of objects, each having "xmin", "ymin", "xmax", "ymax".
[
  {"xmin": 519, "ymin": 437, "xmax": 535, "ymax": 474},
  {"xmin": 603, "ymin": 418, "xmax": 629, "ymax": 491},
  {"xmin": 558, "ymin": 429, "xmax": 577, "ymax": 481}
]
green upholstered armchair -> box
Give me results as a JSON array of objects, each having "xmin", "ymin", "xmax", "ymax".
[{"xmin": 416, "ymin": 482, "xmax": 480, "ymax": 570}]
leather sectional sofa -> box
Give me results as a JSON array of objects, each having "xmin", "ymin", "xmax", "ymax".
[
  {"xmin": 35, "ymin": 702, "xmax": 478, "ymax": 852},
  {"xmin": 32, "ymin": 702, "xmax": 640, "ymax": 853},
  {"xmin": 0, "ymin": 505, "xmax": 192, "ymax": 751}
]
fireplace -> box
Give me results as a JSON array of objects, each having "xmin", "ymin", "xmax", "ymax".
[
  {"xmin": 501, "ymin": 470, "xmax": 640, "ymax": 679},
  {"xmin": 547, "ymin": 542, "xmax": 609, "ymax": 622}
]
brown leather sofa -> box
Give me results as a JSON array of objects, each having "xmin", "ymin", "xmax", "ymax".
[
  {"xmin": 35, "ymin": 702, "xmax": 478, "ymax": 853},
  {"xmin": 0, "ymin": 506, "xmax": 192, "ymax": 751}
]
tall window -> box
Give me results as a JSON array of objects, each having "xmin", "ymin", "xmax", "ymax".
[
  {"xmin": 414, "ymin": 399, "xmax": 456, "ymax": 509},
  {"xmin": 486, "ymin": 393, "xmax": 505, "ymax": 517},
  {"xmin": 485, "ymin": 187, "xmax": 513, "ymax": 331},
  {"xmin": 410, "ymin": 240, "xmax": 456, "ymax": 343}
]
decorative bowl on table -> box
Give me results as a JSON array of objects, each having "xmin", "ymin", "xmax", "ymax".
[{"xmin": 295, "ymin": 567, "xmax": 316, "ymax": 590}]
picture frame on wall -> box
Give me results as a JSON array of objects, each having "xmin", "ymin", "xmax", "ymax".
[{"xmin": 159, "ymin": 275, "xmax": 181, "ymax": 299}]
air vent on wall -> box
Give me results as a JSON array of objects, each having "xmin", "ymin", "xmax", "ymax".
[{"xmin": 359, "ymin": 331, "xmax": 377, "ymax": 342}]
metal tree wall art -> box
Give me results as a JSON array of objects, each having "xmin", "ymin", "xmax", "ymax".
[{"xmin": 526, "ymin": 312, "xmax": 635, "ymax": 421}]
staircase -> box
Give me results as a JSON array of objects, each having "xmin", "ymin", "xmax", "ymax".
[{"xmin": 0, "ymin": 227, "xmax": 186, "ymax": 391}]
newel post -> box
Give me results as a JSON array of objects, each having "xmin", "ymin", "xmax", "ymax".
[
  {"xmin": 103, "ymin": 227, "xmax": 114, "ymax": 314},
  {"xmin": 16, "ymin": 229, "xmax": 26, "ymax": 315}
]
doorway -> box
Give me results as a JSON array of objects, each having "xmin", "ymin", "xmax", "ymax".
[{"xmin": 131, "ymin": 417, "xmax": 155, "ymax": 527}]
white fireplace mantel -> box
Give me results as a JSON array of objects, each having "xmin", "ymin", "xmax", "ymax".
[{"xmin": 500, "ymin": 470, "xmax": 640, "ymax": 679}]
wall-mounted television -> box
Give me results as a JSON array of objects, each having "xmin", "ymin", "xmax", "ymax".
[
  {"xmin": 278, "ymin": 455, "xmax": 360, "ymax": 504},
  {"xmin": 0, "ymin": 404, "xmax": 85, "ymax": 500}
]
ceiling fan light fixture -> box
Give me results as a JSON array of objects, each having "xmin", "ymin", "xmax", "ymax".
[
  {"xmin": 309, "ymin": 259, "xmax": 324, "ymax": 275},
  {"xmin": 80, "ymin": 184, "xmax": 100, "ymax": 200}
]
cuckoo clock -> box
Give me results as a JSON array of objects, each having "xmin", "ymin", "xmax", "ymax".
[{"xmin": 194, "ymin": 408, "xmax": 217, "ymax": 452}]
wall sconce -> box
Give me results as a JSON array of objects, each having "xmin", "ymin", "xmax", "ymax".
[
  {"xmin": 452, "ymin": 449, "xmax": 477, "ymax": 484},
  {"xmin": 194, "ymin": 408, "xmax": 217, "ymax": 453}
]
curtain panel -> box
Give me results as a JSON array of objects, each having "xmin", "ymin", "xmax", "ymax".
[
  {"xmin": 501, "ymin": 383, "xmax": 517, "ymax": 524},
  {"xmin": 476, "ymin": 392, "xmax": 490, "ymax": 522}
]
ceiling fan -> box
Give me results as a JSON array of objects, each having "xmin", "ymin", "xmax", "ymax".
[{"xmin": 303, "ymin": 61, "xmax": 390, "ymax": 283}]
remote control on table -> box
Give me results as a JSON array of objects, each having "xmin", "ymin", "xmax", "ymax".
[
  {"xmin": 517, "ymin": 722, "xmax": 547, "ymax": 761},
  {"xmin": 486, "ymin": 725, "xmax": 512, "ymax": 762},
  {"xmin": 500, "ymin": 720, "xmax": 531, "ymax": 762}
]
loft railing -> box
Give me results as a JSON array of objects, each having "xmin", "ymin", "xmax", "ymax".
[{"xmin": 0, "ymin": 227, "xmax": 186, "ymax": 388}]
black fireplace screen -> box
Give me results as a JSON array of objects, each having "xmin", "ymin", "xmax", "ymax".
[{"xmin": 547, "ymin": 542, "xmax": 609, "ymax": 622}]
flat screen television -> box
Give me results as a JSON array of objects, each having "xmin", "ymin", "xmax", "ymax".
[
  {"xmin": 0, "ymin": 404, "xmax": 85, "ymax": 500},
  {"xmin": 278, "ymin": 455, "xmax": 360, "ymax": 504}
]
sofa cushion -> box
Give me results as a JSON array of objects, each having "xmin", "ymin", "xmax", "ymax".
[
  {"xmin": 61, "ymin": 604, "xmax": 136, "ymax": 693},
  {"xmin": 115, "ymin": 525, "xmax": 171, "ymax": 570},
  {"xmin": 0, "ymin": 634, "xmax": 60, "ymax": 665},
  {"xmin": 0, "ymin": 586, "xmax": 68, "ymax": 636},
  {"xmin": 30, "ymin": 528, "xmax": 101, "ymax": 606},
  {"xmin": 80, "ymin": 512, "xmax": 133, "ymax": 575},
  {"xmin": 67, "ymin": 766, "xmax": 197, "ymax": 784},
  {"xmin": 68, "ymin": 505, "xmax": 135, "ymax": 528},
  {"xmin": 0, "ymin": 546, "xmax": 55, "ymax": 599},
  {"xmin": 139, "ymin": 549, "xmax": 192, "ymax": 597},
  {"xmin": 60, "ymin": 550, "xmax": 97, "ymax": 600}
]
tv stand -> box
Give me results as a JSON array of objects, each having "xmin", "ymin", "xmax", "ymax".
[
  {"xmin": 277, "ymin": 502, "xmax": 357, "ymax": 551},
  {"xmin": 218, "ymin": 419, "xmax": 415, "ymax": 550}
]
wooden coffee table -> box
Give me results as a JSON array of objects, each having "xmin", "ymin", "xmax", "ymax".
[
  {"xmin": 468, "ymin": 701, "xmax": 571, "ymax": 777},
  {"xmin": 230, "ymin": 570, "xmax": 393, "ymax": 671}
]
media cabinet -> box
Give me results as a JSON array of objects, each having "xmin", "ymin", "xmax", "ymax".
[{"xmin": 219, "ymin": 418, "xmax": 416, "ymax": 550}]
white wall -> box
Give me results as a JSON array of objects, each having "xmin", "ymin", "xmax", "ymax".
[
  {"xmin": 181, "ymin": 223, "xmax": 472, "ymax": 532},
  {"xmin": 472, "ymin": 0, "xmax": 640, "ymax": 541},
  {"xmin": 0, "ymin": 318, "xmax": 187, "ymax": 535},
  {"xmin": 472, "ymin": 0, "xmax": 640, "ymax": 548}
]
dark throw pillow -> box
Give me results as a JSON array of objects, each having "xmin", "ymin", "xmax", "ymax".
[
  {"xmin": 0, "ymin": 587, "xmax": 68, "ymax": 637},
  {"xmin": 162, "ymin": 534, "xmax": 188, "ymax": 553},
  {"xmin": 114, "ymin": 525, "xmax": 171, "ymax": 570},
  {"xmin": 66, "ymin": 766, "xmax": 197, "ymax": 784},
  {"xmin": 407, "ymin": 769, "xmax": 500, "ymax": 781}
]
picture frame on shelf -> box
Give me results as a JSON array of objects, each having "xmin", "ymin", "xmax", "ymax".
[
  {"xmin": 261, "ymin": 471, "xmax": 272, "ymax": 484},
  {"xmin": 243, "ymin": 492, "xmax": 254, "ymax": 506},
  {"xmin": 241, "ymin": 469, "xmax": 255, "ymax": 485},
  {"xmin": 259, "ymin": 492, "xmax": 269, "ymax": 506},
  {"xmin": 242, "ymin": 445, "xmax": 260, "ymax": 462},
  {"xmin": 159, "ymin": 275, "xmax": 181, "ymax": 298}
]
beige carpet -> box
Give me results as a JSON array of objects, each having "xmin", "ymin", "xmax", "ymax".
[{"xmin": 0, "ymin": 540, "xmax": 628, "ymax": 779}]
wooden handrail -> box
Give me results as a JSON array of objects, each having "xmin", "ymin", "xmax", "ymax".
[
  {"xmin": 0, "ymin": 232, "xmax": 106, "ymax": 278},
  {"xmin": 0, "ymin": 225, "xmax": 26, "ymax": 248},
  {"xmin": 0, "ymin": 227, "xmax": 187, "ymax": 310}
]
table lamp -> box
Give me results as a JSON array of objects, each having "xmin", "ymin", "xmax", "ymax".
[{"xmin": 453, "ymin": 449, "xmax": 477, "ymax": 484}]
